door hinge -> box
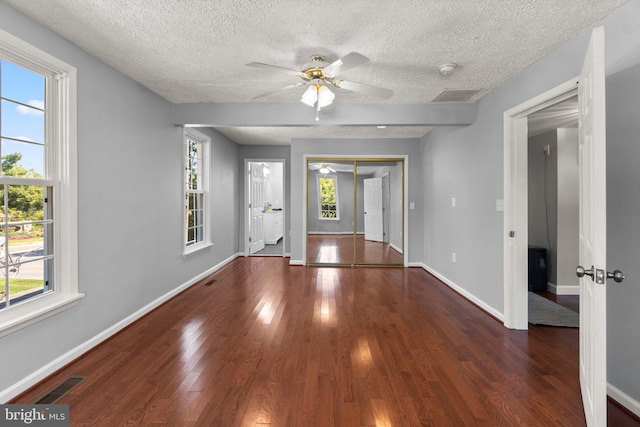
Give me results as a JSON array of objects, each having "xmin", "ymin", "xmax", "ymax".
[
  {"xmin": 509, "ymin": 231, "xmax": 515, "ymax": 238},
  {"xmin": 249, "ymin": 237, "xmax": 252, "ymax": 242}
]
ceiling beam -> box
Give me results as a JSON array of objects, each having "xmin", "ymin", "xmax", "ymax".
[{"xmin": 171, "ymin": 102, "xmax": 477, "ymax": 127}]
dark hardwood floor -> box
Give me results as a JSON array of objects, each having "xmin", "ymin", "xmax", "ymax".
[
  {"xmin": 307, "ymin": 234, "xmax": 403, "ymax": 265},
  {"xmin": 11, "ymin": 257, "xmax": 639, "ymax": 426}
]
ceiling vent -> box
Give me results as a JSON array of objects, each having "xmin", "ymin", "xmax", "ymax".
[{"xmin": 432, "ymin": 90, "xmax": 479, "ymax": 102}]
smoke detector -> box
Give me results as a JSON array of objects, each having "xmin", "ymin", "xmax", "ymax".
[{"xmin": 439, "ymin": 63, "xmax": 458, "ymax": 76}]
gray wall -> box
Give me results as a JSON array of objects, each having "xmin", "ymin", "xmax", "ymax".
[
  {"xmin": 556, "ymin": 128, "xmax": 579, "ymax": 291},
  {"xmin": 290, "ymin": 138, "xmax": 423, "ymax": 264},
  {"xmin": 422, "ymin": 0, "xmax": 640, "ymax": 409},
  {"xmin": 0, "ymin": 3, "xmax": 240, "ymax": 398},
  {"xmin": 606, "ymin": 59, "xmax": 640, "ymax": 404},
  {"xmin": 528, "ymin": 131, "xmax": 558, "ymax": 285}
]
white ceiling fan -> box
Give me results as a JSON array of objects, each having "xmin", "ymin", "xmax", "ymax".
[
  {"xmin": 246, "ymin": 52, "xmax": 393, "ymax": 120},
  {"xmin": 308, "ymin": 163, "xmax": 336, "ymax": 174}
]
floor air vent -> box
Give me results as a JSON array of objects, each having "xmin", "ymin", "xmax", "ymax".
[
  {"xmin": 34, "ymin": 376, "xmax": 85, "ymax": 404},
  {"xmin": 204, "ymin": 278, "xmax": 217, "ymax": 286}
]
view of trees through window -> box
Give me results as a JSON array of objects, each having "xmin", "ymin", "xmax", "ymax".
[
  {"xmin": 0, "ymin": 58, "xmax": 51, "ymax": 309},
  {"xmin": 319, "ymin": 176, "xmax": 338, "ymax": 219},
  {"xmin": 184, "ymin": 134, "xmax": 205, "ymax": 247}
]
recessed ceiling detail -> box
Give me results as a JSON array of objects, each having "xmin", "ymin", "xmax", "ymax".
[{"xmin": 432, "ymin": 90, "xmax": 480, "ymax": 103}]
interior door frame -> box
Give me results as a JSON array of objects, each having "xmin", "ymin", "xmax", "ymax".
[
  {"xmin": 302, "ymin": 154, "xmax": 409, "ymax": 267},
  {"xmin": 244, "ymin": 158, "xmax": 286, "ymax": 257},
  {"xmin": 503, "ymin": 78, "xmax": 578, "ymax": 330}
]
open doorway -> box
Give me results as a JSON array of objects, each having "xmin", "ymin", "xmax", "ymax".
[
  {"xmin": 246, "ymin": 160, "xmax": 285, "ymax": 256},
  {"xmin": 526, "ymin": 96, "xmax": 580, "ymax": 326},
  {"xmin": 503, "ymin": 77, "xmax": 579, "ymax": 330}
]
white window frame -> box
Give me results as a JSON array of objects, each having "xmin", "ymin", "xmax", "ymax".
[
  {"xmin": 0, "ymin": 29, "xmax": 81, "ymax": 337},
  {"xmin": 317, "ymin": 174, "xmax": 340, "ymax": 220},
  {"xmin": 183, "ymin": 127, "xmax": 211, "ymax": 255}
]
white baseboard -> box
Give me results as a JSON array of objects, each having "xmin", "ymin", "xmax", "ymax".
[
  {"xmin": 308, "ymin": 231, "xmax": 354, "ymax": 235},
  {"xmin": 608, "ymin": 383, "xmax": 640, "ymax": 419},
  {"xmin": 416, "ymin": 263, "xmax": 504, "ymax": 322},
  {"xmin": 289, "ymin": 259, "xmax": 304, "ymax": 266},
  {"xmin": 389, "ymin": 243, "xmax": 403, "ymax": 255},
  {"xmin": 553, "ymin": 283, "xmax": 579, "ymax": 295},
  {"xmin": 0, "ymin": 252, "xmax": 241, "ymax": 403}
]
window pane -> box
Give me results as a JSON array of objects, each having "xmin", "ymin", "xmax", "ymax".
[
  {"xmin": 184, "ymin": 132, "xmax": 207, "ymax": 249},
  {"xmin": 1, "ymin": 99, "xmax": 45, "ymax": 144},
  {"xmin": 1, "ymin": 60, "xmax": 46, "ymax": 106},
  {"xmin": 1, "ymin": 139, "xmax": 45, "ymax": 177},
  {"xmin": 4, "ymin": 185, "xmax": 45, "ymax": 223},
  {"xmin": 0, "ymin": 224, "xmax": 48, "ymax": 309}
]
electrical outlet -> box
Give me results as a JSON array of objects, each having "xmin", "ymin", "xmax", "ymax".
[
  {"xmin": 452, "ymin": 252, "xmax": 457, "ymax": 263},
  {"xmin": 451, "ymin": 197, "xmax": 456, "ymax": 208}
]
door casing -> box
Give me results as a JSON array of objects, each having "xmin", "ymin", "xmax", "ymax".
[
  {"xmin": 244, "ymin": 158, "xmax": 286, "ymax": 256},
  {"xmin": 503, "ymin": 78, "xmax": 579, "ymax": 329}
]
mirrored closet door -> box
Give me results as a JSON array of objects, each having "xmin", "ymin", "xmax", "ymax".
[{"xmin": 306, "ymin": 158, "xmax": 404, "ymax": 266}]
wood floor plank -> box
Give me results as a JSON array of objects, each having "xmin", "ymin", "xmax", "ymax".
[{"xmin": 9, "ymin": 257, "xmax": 639, "ymax": 426}]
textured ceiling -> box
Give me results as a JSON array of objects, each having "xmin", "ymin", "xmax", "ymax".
[{"xmin": 3, "ymin": 0, "xmax": 627, "ymax": 144}]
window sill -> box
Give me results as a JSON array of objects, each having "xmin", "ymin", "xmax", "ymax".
[
  {"xmin": 0, "ymin": 292, "xmax": 85, "ymax": 338},
  {"xmin": 183, "ymin": 242, "xmax": 213, "ymax": 257}
]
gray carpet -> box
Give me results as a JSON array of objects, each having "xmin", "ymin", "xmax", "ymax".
[{"xmin": 528, "ymin": 292, "xmax": 579, "ymax": 328}]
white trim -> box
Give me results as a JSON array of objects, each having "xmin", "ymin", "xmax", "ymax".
[
  {"xmin": 0, "ymin": 252, "xmax": 241, "ymax": 403},
  {"xmin": 307, "ymin": 231, "xmax": 355, "ymax": 235},
  {"xmin": 183, "ymin": 242, "xmax": 213, "ymax": 257},
  {"xmin": 183, "ymin": 127, "xmax": 211, "ymax": 254},
  {"xmin": 0, "ymin": 28, "xmax": 79, "ymax": 335},
  {"xmin": 389, "ymin": 242, "xmax": 403, "ymax": 255},
  {"xmin": 608, "ymin": 383, "xmax": 640, "ymax": 419},
  {"xmin": 503, "ymin": 78, "xmax": 578, "ymax": 330},
  {"xmin": 548, "ymin": 282, "xmax": 580, "ymax": 295},
  {"xmin": 420, "ymin": 263, "xmax": 504, "ymax": 321},
  {"xmin": 289, "ymin": 259, "xmax": 304, "ymax": 266}
]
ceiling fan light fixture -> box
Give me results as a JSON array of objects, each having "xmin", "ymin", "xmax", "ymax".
[
  {"xmin": 301, "ymin": 85, "xmax": 317, "ymax": 107},
  {"xmin": 319, "ymin": 165, "xmax": 330, "ymax": 174},
  {"xmin": 317, "ymin": 85, "xmax": 335, "ymax": 108}
]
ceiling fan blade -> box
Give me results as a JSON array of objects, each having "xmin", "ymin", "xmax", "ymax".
[
  {"xmin": 323, "ymin": 52, "xmax": 369, "ymax": 77},
  {"xmin": 334, "ymin": 80, "xmax": 393, "ymax": 99},
  {"xmin": 246, "ymin": 62, "xmax": 305, "ymax": 77},
  {"xmin": 252, "ymin": 82, "xmax": 307, "ymax": 99}
]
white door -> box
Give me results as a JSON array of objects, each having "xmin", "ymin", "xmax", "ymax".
[
  {"xmin": 578, "ymin": 26, "xmax": 607, "ymax": 427},
  {"xmin": 249, "ymin": 163, "xmax": 265, "ymax": 254},
  {"xmin": 364, "ymin": 177, "xmax": 384, "ymax": 242}
]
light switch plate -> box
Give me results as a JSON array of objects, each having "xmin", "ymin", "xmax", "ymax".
[{"xmin": 496, "ymin": 199, "xmax": 504, "ymax": 212}]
